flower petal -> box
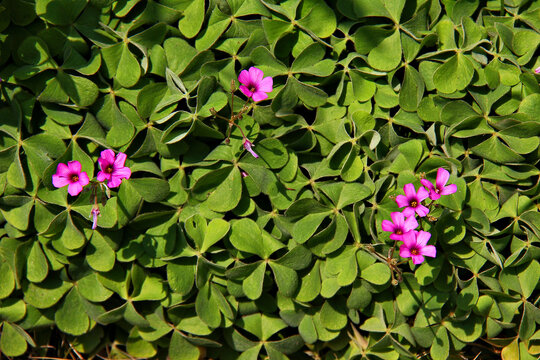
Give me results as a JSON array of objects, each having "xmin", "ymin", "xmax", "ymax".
[
  {"xmin": 100, "ymin": 149, "xmax": 116, "ymax": 164},
  {"xmin": 238, "ymin": 69, "xmax": 251, "ymax": 85},
  {"xmin": 403, "ymin": 216, "xmax": 418, "ymax": 232},
  {"xmin": 416, "ymin": 230, "xmax": 431, "ymax": 247},
  {"xmin": 52, "ymin": 174, "xmax": 70, "ymax": 188},
  {"xmin": 114, "ymin": 152, "xmax": 127, "ymax": 168},
  {"xmin": 251, "ymin": 91, "xmax": 268, "ymax": 102},
  {"xmin": 381, "ymin": 219, "xmax": 396, "ymax": 232},
  {"xmin": 401, "ymin": 231, "xmax": 417, "ymax": 248},
  {"xmin": 67, "ymin": 160, "xmax": 82, "ymax": 174},
  {"xmin": 421, "ymin": 245, "xmax": 437, "ymax": 258},
  {"xmin": 249, "ymin": 67, "xmax": 264, "ymax": 83},
  {"xmin": 395, "ymin": 195, "xmax": 409, "ymax": 208},
  {"xmin": 428, "ymin": 191, "xmax": 441, "ymax": 201},
  {"xmin": 78, "ymin": 172, "xmax": 90, "ymax": 186},
  {"xmin": 436, "ymin": 168, "xmax": 450, "ymax": 189},
  {"xmin": 97, "ymin": 171, "xmax": 109, "ymax": 182},
  {"xmin": 415, "ymin": 205, "xmax": 430, "ymax": 217},
  {"xmin": 420, "ymin": 179, "xmax": 435, "ymax": 192},
  {"xmin": 239, "ymin": 85, "xmax": 253, "ymax": 98},
  {"xmin": 403, "ymin": 183, "xmax": 416, "ymax": 199},
  {"xmin": 55, "ymin": 163, "xmax": 70, "ymax": 177},
  {"xmin": 412, "ymin": 254, "xmax": 425, "ymax": 264},
  {"xmin": 390, "ymin": 211, "xmax": 404, "ymax": 227},
  {"xmin": 390, "ymin": 233, "xmax": 404, "ymax": 241},
  {"xmin": 402, "ymin": 207, "xmax": 416, "ymax": 218},
  {"xmin": 112, "ymin": 166, "xmax": 131, "ymax": 180},
  {"xmin": 67, "ymin": 182, "xmax": 83, "ymax": 196},
  {"xmin": 440, "ymin": 184, "xmax": 457, "ymax": 195},
  {"xmin": 399, "ymin": 244, "xmax": 411, "ymax": 258},
  {"xmin": 417, "ymin": 186, "xmax": 430, "ymax": 201},
  {"xmin": 258, "ymin": 76, "xmax": 273, "ymax": 93},
  {"xmin": 107, "ymin": 177, "xmax": 122, "ymax": 188}
]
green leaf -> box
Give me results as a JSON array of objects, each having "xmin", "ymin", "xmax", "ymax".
[
  {"xmin": 169, "ymin": 331, "xmax": 200, "ymax": 360},
  {"xmin": 0, "ymin": 262, "xmax": 15, "ymax": 299},
  {"xmin": 430, "ymin": 326, "xmax": 450, "ymax": 360},
  {"xmin": 320, "ymin": 298, "xmax": 347, "ymax": 331},
  {"xmin": 367, "ymin": 29, "xmax": 401, "ymax": 71},
  {"xmin": 129, "ymin": 178, "xmax": 171, "ymax": 203},
  {"xmin": 0, "ymin": 322, "xmax": 28, "ymax": 357},
  {"xmin": 167, "ymin": 260, "xmax": 195, "ymax": 296},
  {"xmin": 178, "ymin": 0, "xmax": 205, "ymax": 39},
  {"xmin": 195, "ymin": 284, "xmax": 221, "ymax": 328},
  {"xmin": 361, "ymin": 263, "xmax": 390, "ymax": 285},
  {"xmin": 55, "ymin": 288, "xmax": 90, "ymax": 336},
  {"xmin": 269, "ymin": 262, "xmax": 298, "ymax": 297},
  {"xmin": 116, "ymin": 44, "xmax": 141, "ymax": 88},
  {"xmin": 56, "ymin": 72, "xmax": 99, "ymax": 107},
  {"xmin": 243, "ymin": 261, "xmax": 266, "ymax": 300},
  {"xmin": 35, "ymin": 0, "xmax": 87, "ymax": 25},
  {"xmin": 399, "ymin": 65, "xmax": 425, "ymax": 112},
  {"xmin": 433, "ymin": 53, "xmax": 474, "ymax": 93},
  {"xmin": 443, "ymin": 315, "xmax": 484, "ymax": 342},
  {"xmin": 26, "ymin": 241, "xmax": 48, "ymax": 283},
  {"xmin": 230, "ymin": 218, "xmax": 265, "ymax": 258},
  {"xmin": 206, "ymin": 167, "xmax": 242, "ymax": 212},
  {"xmin": 86, "ymin": 231, "xmax": 116, "ymax": 272},
  {"xmin": 201, "ymin": 219, "xmax": 230, "ymax": 253},
  {"xmin": 24, "ymin": 275, "xmax": 72, "ymax": 309}
]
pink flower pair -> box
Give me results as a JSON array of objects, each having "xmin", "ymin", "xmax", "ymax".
[
  {"xmin": 52, "ymin": 150, "xmax": 131, "ymax": 196},
  {"xmin": 396, "ymin": 168, "xmax": 457, "ymax": 217},
  {"xmin": 382, "ymin": 212, "xmax": 436, "ymax": 264}
]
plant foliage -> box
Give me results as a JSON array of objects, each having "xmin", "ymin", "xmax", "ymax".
[{"xmin": 0, "ymin": 0, "xmax": 539, "ymax": 359}]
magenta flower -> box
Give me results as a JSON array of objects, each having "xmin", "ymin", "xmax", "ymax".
[
  {"xmin": 381, "ymin": 212, "xmax": 418, "ymax": 241},
  {"xmin": 91, "ymin": 206, "xmax": 100, "ymax": 230},
  {"xmin": 535, "ymin": 66, "xmax": 540, "ymax": 74},
  {"xmin": 52, "ymin": 161, "xmax": 90, "ymax": 196},
  {"xmin": 97, "ymin": 150, "xmax": 131, "ymax": 188},
  {"xmin": 395, "ymin": 184, "xmax": 430, "ymax": 217},
  {"xmin": 399, "ymin": 230, "xmax": 436, "ymax": 265},
  {"xmin": 241, "ymin": 171, "xmax": 249, "ymax": 178},
  {"xmin": 238, "ymin": 67, "xmax": 273, "ymax": 102},
  {"xmin": 243, "ymin": 139, "xmax": 259, "ymax": 158},
  {"xmin": 420, "ymin": 168, "xmax": 457, "ymax": 201}
]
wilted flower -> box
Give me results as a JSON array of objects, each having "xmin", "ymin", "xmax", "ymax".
[
  {"xmin": 395, "ymin": 183, "xmax": 430, "ymax": 217},
  {"xmin": 52, "ymin": 161, "xmax": 90, "ymax": 196},
  {"xmin": 91, "ymin": 206, "xmax": 100, "ymax": 230},
  {"xmin": 420, "ymin": 168, "xmax": 457, "ymax": 200},
  {"xmin": 243, "ymin": 139, "xmax": 259, "ymax": 158},
  {"xmin": 97, "ymin": 150, "xmax": 131, "ymax": 188},
  {"xmin": 238, "ymin": 67, "xmax": 273, "ymax": 102},
  {"xmin": 399, "ymin": 230, "xmax": 436, "ymax": 264},
  {"xmin": 382, "ymin": 212, "xmax": 418, "ymax": 241}
]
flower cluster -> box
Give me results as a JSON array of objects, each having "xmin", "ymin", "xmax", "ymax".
[
  {"xmin": 52, "ymin": 150, "xmax": 131, "ymax": 229},
  {"xmin": 382, "ymin": 168, "xmax": 457, "ymax": 265},
  {"xmin": 210, "ymin": 66, "xmax": 273, "ymax": 160}
]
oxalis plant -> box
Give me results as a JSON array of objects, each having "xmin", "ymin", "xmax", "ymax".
[{"xmin": 1, "ymin": 1, "xmax": 540, "ymax": 360}]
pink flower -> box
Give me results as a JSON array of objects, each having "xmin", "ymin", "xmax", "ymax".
[
  {"xmin": 420, "ymin": 168, "xmax": 457, "ymax": 201},
  {"xmin": 241, "ymin": 171, "xmax": 249, "ymax": 178},
  {"xmin": 238, "ymin": 67, "xmax": 273, "ymax": 102},
  {"xmin": 395, "ymin": 183, "xmax": 430, "ymax": 217},
  {"xmin": 381, "ymin": 212, "xmax": 418, "ymax": 241},
  {"xmin": 91, "ymin": 206, "xmax": 100, "ymax": 230},
  {"xmin": 97, "ymin": 150, "xmax": 131, "ymax": 188},
  {"xmin": 243, "ymin": 139, "xmax": 259, "ymax": 158},
  {"xmin": 52, "ymin": 161, "xmax": 90, "ymax": 196},
  {"xmin": 399, "ymin": 231, "xmax": 436, "ymax": 265},
  {"xmin": 535, "ymin": 66, "xmax": 540, "ymax": 74}
]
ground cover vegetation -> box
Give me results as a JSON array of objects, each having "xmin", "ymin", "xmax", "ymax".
[{"xmin": 0, "ymin": 0, "xmax": 539, "ymax": 359}]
